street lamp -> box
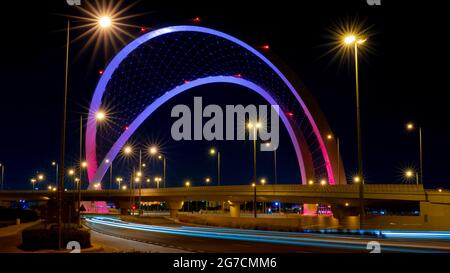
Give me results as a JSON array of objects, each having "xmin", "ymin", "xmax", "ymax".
[
  {"xmin": 326, "ymin": 134, "xmax": 341, "ymax": 184},
  {"xmin": 0, "ymin": 163, "xmax": 4, "ymax": 190},
  {"xmin": 342, "ymin": 33, "xmax": 366, "ymax": 180},
  {"xmin": 116, "ymin": 177, "xmax": 123, "ymax": 189},
  {"xmin": 320, "ymin": 179, "xmax": 327, "ymax": 186},
  {"xmin": 155, "ymin": 177, "xmax": 162, "ymax": 188},
  {"xmin": 149, "ymin": 146, "xmax": 166, "ymax": 188},
  {"xmin": 209, "ymin": 148, "xmax": 221, "ymax": 185},
  {"xmin": 36, "ymin": 174, "xmax": 44, "ymax": 182},
  {"xmin": 95, "ymin": 110, "xmax": 106, "ymax": 121},
  {"xmin": 123, "ymin": 145, "xmax": 133, "ymax": 155},
  {"xmin": 205, "ymin": 177, "xmax": 211, "ymax": 184},
  {"xmin": 248, "ymin": 122, "xmax": 261, "ymax": 191},
  {"xmin": 343, "ymin": 33, "xmax": 367, "ymax": 229},
  {"xmin": 185, "ymin": 181, "xmax": 191, "ymax": 187},
  {"xmin": 30, "ymin": 178, "xmax": 37, "ymax": 190},
  {"xmin": 406, "ymin": 122, "xmax": 423, "ymax": 184},
  {"xmin": 98, "ymin": 16, "xmax": 112, "ymax": 28},
  {"xmin": 252, "ymin": 182, "xmax": 257, "ymax": 218},
  {"xmin": 353, "ymin": 175, "xmax": 361, "ymax": 183},
  {"xmin": 404, "ymin": 169, "xmax": 419, "ymax": 185}
]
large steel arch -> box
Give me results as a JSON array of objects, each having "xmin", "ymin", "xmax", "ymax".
[{"xmin": 86, "ymin": 25, "xmax": 343, "ymax": 187}]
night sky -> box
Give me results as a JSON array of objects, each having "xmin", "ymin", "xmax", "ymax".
[{"xmin": 0, "ymin": 0, "xmax": 448, "ymax": 189}]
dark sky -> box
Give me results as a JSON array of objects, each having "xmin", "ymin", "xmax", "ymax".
[{"xmin": 0, "ymin": 0, "xmax": 448, "ymax": 189}]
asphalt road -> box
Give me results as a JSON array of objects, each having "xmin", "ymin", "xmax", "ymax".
[{"xmin": 83, "ymin": 216, "xmax": 450, "ymax": 253}]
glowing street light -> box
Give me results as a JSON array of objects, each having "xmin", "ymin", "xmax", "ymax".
[
  {"xmin": 320, "ymin": 179, "xmax": 327, "ymax": 186},
  {"xmin": 209, "ymin": 148, "xmax": 221, "ymax": 185},
  {"xmin": 405, "ymin": 122, "xmax": 423, "ymax": 184},
  {"xmin": 68, "ymin": 169, "xmax": 75, "ymax": 176},
  {"xmin": 116, "ymin": 177, "xmax": 123, "ymax": 189},
  {"xmin": 308, "ymin": 180, "xmax": 314, "ymax": 185},
  {"xmin": 98, "ymin": 16, "xmax": 112, "ymax": 28},
  {"xmin": 185, "ymin": 181, "xmax": 191, "ymax": 187},
  {"xmin": 205, "ymin": 177, "xmax": 211, "ymax": 183},
  {"xmin": 123, "ymin": 145, "xmax": 133, "ymax": 155},
  {"xmin": 95, "ymin": 111, "xmax": 106, "ymax": 121},
  {"xmin": 353, "ymin": 176, "xmax": 361, "ymax": 183},
  {"xmin": 248, "ymin": 122, "xmax": 261, "ymax": 192},
  {"xmin": 149, "ymin": 146, "xmax": 158, "ymax": 155},
  {"xmin": 265, "ymin": 142, "xmax": 278, "ymax": 184},
  {"xmin": 404, "ymin": 169, "xmax": 419, "ymax": 185},
  {"xmin": 0, "ymin": 163, "xmax": 4, "ymax": 190},
  {"xmin": 122, "ymin": 185, "xmax": 127, "ymax": 190},
  {"xmin": 155, "ymin": 177, "xmax": 162, "ymax": 188},
  {"xmin": 260, "ymin": 178, "xmax": 266, "ymax": 185},
  {"xmin": 340, "ymin": 31, "xmax": 369, "ymax": 229},
  {"xmin": 30, "ymin": 178, "xmax": 37, "ymax": 190},
  {"xmin": 251, "ymin": 182, "xmax": 257, "ymax": 218},
  {"xmin": 37, "ymin": 174, "xmax": 45, "ymax": 181}
]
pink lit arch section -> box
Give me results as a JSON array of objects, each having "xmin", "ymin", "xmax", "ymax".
[{"xmin": 86, "ymin": 25, "xmax": 334, "ymax": 187}]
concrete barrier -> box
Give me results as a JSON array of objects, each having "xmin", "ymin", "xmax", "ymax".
[{"xmin": 178, "ymin": 214, "xmax": 341, "ymax": 231}]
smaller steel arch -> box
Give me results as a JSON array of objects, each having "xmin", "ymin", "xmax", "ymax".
[{"xmin": 90, "ymin": 76, "xmax": 307, "ymax": 186}]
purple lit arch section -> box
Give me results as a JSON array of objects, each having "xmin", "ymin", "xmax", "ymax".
[
  {"xmin": 86, "ymin": 25, "xmax": 334, "ymax": 186},
  {"xmin": 91, "ymin": 76, "xmax": 307, "ymax": 185}
]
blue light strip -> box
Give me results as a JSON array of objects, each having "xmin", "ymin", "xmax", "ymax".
[{"xmin": 85, "ymin": 217, "xmax": 447, "ymax": 253}]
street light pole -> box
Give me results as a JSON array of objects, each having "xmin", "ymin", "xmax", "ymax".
[
  {"xmin": 349, "ymin": 38, "xmax": 365, "ymax": 230},
  {"xmin": 419, "ymin": 127, "xmax": 423, "ymax": 184},
  {"xmin": 217, "ymin": 151, "xmax": 221, "ymax": 186},
  {"xmin": 138, "ymin": 149, "xmax": 142, "ymax": 216},
  {"xmin": 253, "ymin": 127, "xmax": 257, "ymax": 188},
  {"xmin": 0, "ymin": 163, "xmax": 4, "ymax": 190},
  {"xmin": 163, "ymin": 156, "xmax": 166, "ymax": 188},
  {"xmin": 78, "ymin": 115, "xmax": 83, "ymax": 227},
  {"xmin": 57, "ymin": 19, "xmax": 70, "ymax": 249},
  {"xmin": 252, "ymin": 183, "xmax": 257, "ymax": 218}
]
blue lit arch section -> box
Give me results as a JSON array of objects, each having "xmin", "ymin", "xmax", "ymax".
[{"xmin": 86, "ymin": 25, "xmax": 339, "ymax": 186}]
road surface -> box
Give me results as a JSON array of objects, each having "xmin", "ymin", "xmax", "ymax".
[{"xmin": 83, "ymin": 216, "xmax": 450, "ymax": 253}]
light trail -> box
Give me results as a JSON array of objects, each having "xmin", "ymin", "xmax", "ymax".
[{"xmin": 84, "ymin": 217, "xmax": 448, "ymax": 253}]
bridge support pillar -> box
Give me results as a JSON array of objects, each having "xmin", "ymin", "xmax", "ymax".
[
  {"xmin": 167, "ymin": 200, "xmax": 184, "ymax": 218},
  {"xmin": 229, "ymin": 201, "xmax": 243, "ymax": 217}
]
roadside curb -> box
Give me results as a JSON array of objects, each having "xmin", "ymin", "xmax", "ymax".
[{"xmin": 0, "ymin": 220, "xmax": 42, "ymax": 238}]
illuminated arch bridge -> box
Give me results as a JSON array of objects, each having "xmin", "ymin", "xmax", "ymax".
[{"xmin": 86, "ymin": 25, "xmax": 345, "ymax": 187}]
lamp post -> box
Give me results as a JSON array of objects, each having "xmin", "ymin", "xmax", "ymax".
[
  {"xmin": 252, "ymin": 182, "xmax": 257, "ymax": 218},
  {"xmin": 185, "ymin": 181, "xmax": 191, "ymax": 212},
  {"xmin": 30, "ymin": 178, "xmax": 37, "ymax": 190},
  {"xmin": 209, "ymin": 148, "xmax": 220, "ymax": 186},
  {"xmin": 260, "ymin": 178, "xmax": 267, "ymax": 213},
  {"xmin": 51, "ymin": 161, "xmax": 59, "ymax": 188},
  {"xmin": 343, "ymin": 34, "xmax": 367, "ymax": 230},
  {"xmin": 116, "ymin": 177, "xmax": 123, "ymax": 189},
  {"xmin": 158, "ymin": 155, "xmax": 166, "ymax": 188},
  {"xmin": 0, "ymin": 163, "xmax": 4, "ymax": 190},
  {"xmin": 326, "ymin": 134, "xmax": 340, "ymax": 184},
  {"xmin": 406, "ymin": 122, "xmax": 423, "ymax": 184},
  {"xmin": 265, "ymin": 143, "xmax": 277, "ymax": 184},
  {"xmin": 248, "ymin": 122, "xmax": 261, "ymax": 191},
  {"xmin": 155, "ymin": 177, "xmax": 162, "ymax": 189}
]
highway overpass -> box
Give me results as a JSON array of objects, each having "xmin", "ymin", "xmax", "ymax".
[{"xmin": 1, "ymin": 184, "xmax": 449, "ymax": 218}]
